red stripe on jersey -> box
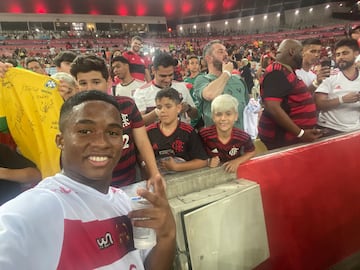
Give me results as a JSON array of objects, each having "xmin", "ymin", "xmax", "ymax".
[
  {"xmin": 178, "ymin": 121, "xmax": 194, "ymax": 133},
  {"xmin": 58, "ymin": 215, "xmax": 135, "ymax": 269}
]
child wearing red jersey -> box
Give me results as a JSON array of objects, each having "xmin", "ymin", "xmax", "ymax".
[{"xmin": 200, "ymin": 94, "xmax": 256, "ymax": 173}]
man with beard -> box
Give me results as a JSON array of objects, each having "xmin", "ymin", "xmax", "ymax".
[
  {"xmin": 258, "ymin": 39, "xmax": 322, "ymax": 150},
  {"xmin": 123, "ymin": 36, "xmax": 151, "ymax": 82},
  {"xmin": 315, "ymin": 39, "xmax": 360, "ymax": 135},
  {"xmin": 194, "ymin": 40, "xmax": 249, "ymax": 130}
]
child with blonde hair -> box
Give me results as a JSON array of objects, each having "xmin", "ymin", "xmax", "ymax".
[{"xmin": 200, "ymin": 94, "xmax": 255, "ymax": 173}]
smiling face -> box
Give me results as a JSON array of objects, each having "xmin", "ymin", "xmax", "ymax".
[
  {"xmin": 212, "ymin": 109, "xmax": 238, "ymax": 134},
  {"xmin": 56, "ymin": 100, "xmax": 123, "ymax": 192},
  {"xmin": 131, "ymin": 39, "xmax": 142, "ymax": 54},
  {"xmin": 153, "ymin": 65, "xmax": 174, "ymax": 88}
]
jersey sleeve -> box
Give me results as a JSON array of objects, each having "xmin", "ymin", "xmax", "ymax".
[
  {"xmin": 314, "ymin": 77, "xmax": 331, "ymax": 94},
  {"xmin": 0, "ymin": 190, "xmax": 64, "ymax": 269},
  {"xmin": 262, "ymin": 70, "xmax": 292, "ymax": 100},
  {"xmin": 133, "ymin": 88, "xmax": 147, "ymax": 113},
  {"xmin": 127, "ymin": 98, "xmax": 145, "ymax": 129}
]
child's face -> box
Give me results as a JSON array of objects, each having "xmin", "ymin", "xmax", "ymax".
[
  {"xmin": 212, "ymin": 109, "xmax": 238, "ymax": 133},
  {"xmin": 156, "ymin": 97, "xmax": 181, "ymax": 125},
  {"xmin": 187, "ymin": 58, "xmax": 200, "ymax": 74}
]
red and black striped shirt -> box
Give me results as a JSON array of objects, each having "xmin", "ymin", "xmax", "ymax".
[
  {"xmin": 199, "ymin": 125, "xmax": 255, "ymax": 162},
  {"xmin": 258, "ymin": 62, "xmax": 317, "ymax": 149},
  {"xmin": 111, "ymin": 96, "xmax": 144, "ymax": 187}
]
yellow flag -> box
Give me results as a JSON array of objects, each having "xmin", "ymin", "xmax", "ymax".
[{"xmin": 0, "ymin": 68, "xmax": 63, "ymax": 177}]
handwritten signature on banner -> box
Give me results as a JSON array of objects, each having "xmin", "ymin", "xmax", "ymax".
[{"xmin": 0, "ymin": 68, "xmax": 64, "ymax": 177}]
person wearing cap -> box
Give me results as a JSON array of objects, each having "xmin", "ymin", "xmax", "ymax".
[{"xmin": 53, "ymin": 51, "xmax": 77, "ymax": 74}]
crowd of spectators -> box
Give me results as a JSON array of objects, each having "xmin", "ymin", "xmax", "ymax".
[{"xmin": 0, "ymin": 20, "xmax": 359, "ymax": 268}]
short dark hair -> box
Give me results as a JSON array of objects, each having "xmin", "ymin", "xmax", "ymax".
[
  {"xmin": 187, "ymin": 55, "xmax": 199, "ymax": 63},
  {"xmin": 131, "ymin": 36, "xmax": 143, "ymax": 43},
  {"xmin": 153, "ymin": 52, "xmax": 175, "ymax": 70},
  {"xmin": 111, "ymin": 56, "xmax": 129, "ymax": 65},
  {"xmin": 155, "ymin": 87, "xmax": 182, "ymax": 104},
  {"xmin": 334, "ymin": 38, "xmax": 359, "ymax": 52},
  {"xmin": 70, "ymin": 55, "xmax": 109, "ymax": 80},
  {"xmin": 25, "ymin": 57, "xmax": 42, "ymax": 67},
  {"xmin": 203, "ymin": 40, "xmax": 222, "ymax": 58},
  {"xmin": 53, "ymin": 51, "xmax": 77, "ymax": 67},
  {"xmin": 59, "ymin": 90, "xmax": 120, "ymax": 132},
  {"xmin": 302, "ymin": 38, "xmax": 322, "ymax": 47}
]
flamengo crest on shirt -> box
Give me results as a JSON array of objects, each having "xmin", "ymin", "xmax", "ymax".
[{"xmin": 229, "ymin": 147, "xmax": 240, "ymax": 156}]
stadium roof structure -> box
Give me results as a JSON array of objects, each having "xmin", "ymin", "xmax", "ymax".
[{"xmin": 0, "ymin": 0, "xmax": 352, "ymax": 24}]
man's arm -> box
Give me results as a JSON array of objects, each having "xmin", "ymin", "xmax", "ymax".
[
  {"xmin": 160, "ymin": 157, "xmax": 207, "ymax": 172},
  {"xmin": 201, "ymin": 62, "xmax": 233, "ymax": 101},
  {"xmin": 0, "ymin": 167, "xmax": 41, "ymax": 183},
  {"xmin": 315, "ymin": 92, "xmax": 360, "ymax": 111},
  {"xmin": 307, "ymin": 66, "xmax": 331, "ymax": 93},
  {"xmin": 223, "ymin": 150, "xmax": 255, "ymax": 173},
  {"xmin": 264, "ymin": 100, "xmax": 322, "ymax": 142},
  {"xmin": 128, "ymin": 175, "xmax": 176, "ymax": 270},
  {"xmin": 140, "ymin": 109, "xmax": 158, "ymax": 126},
  {"xmin": 132, "ymin": 125, "xmax": 159, "ymax": 178}
]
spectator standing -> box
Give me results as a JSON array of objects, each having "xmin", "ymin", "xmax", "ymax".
[
  {"xmin": 315, "ymin": 39, "xmax": 360, "ymax": 134},
  {"xmin": 25, "ymin": 58, "xmax": 47, "ymax": 75},
  {"xmin": 184, "ymin": 55, "xmax": 203, "ymax": 128},
  {"xmin": 240, "ymin": 58, "xmax": 254, "ymax": 94},
  {"xmin": 111, "ymin": 56, "xmax": 145, "ymax": 98},
  {"xmin": 53, "ymin": 51, "xmax": 77, "ymax": 74},
  {"xmin": 194, "ymin": 40, "xmax": 249, "ymax": 130},
  {"xmin": 134, "ymin": 52, "xmax": 197, "ymax": 125},
  {"xmin": 258, "ymin": 39, "xmax": 322, "ymax": 150},
  {"xmin": 295, "ymin": 39, "xmax": 330, "ymax": 92},
  {"xmin": 123, "ymin": 36, "xmax": 151, "ymax": 82}
]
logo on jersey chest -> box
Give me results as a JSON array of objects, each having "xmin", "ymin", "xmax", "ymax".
[
  {"xmin": 96, "ymin": 232, "xmax": 114, "ymax": 249},
  {"xmin": 228, "ymin": 147, "xmax": 239, "ymax": 156}
]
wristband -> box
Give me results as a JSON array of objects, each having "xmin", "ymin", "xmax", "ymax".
[
  {"xmin": 297, "ymin": 129, "xmax": 305, "ymax": 138},
  {"xmin": 338, "ymin": 96, "xmax": 344, "ymax": 104},
  {"xmin": 223, "ymin": 70, "xmax": 231, "ymax": 77}
]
